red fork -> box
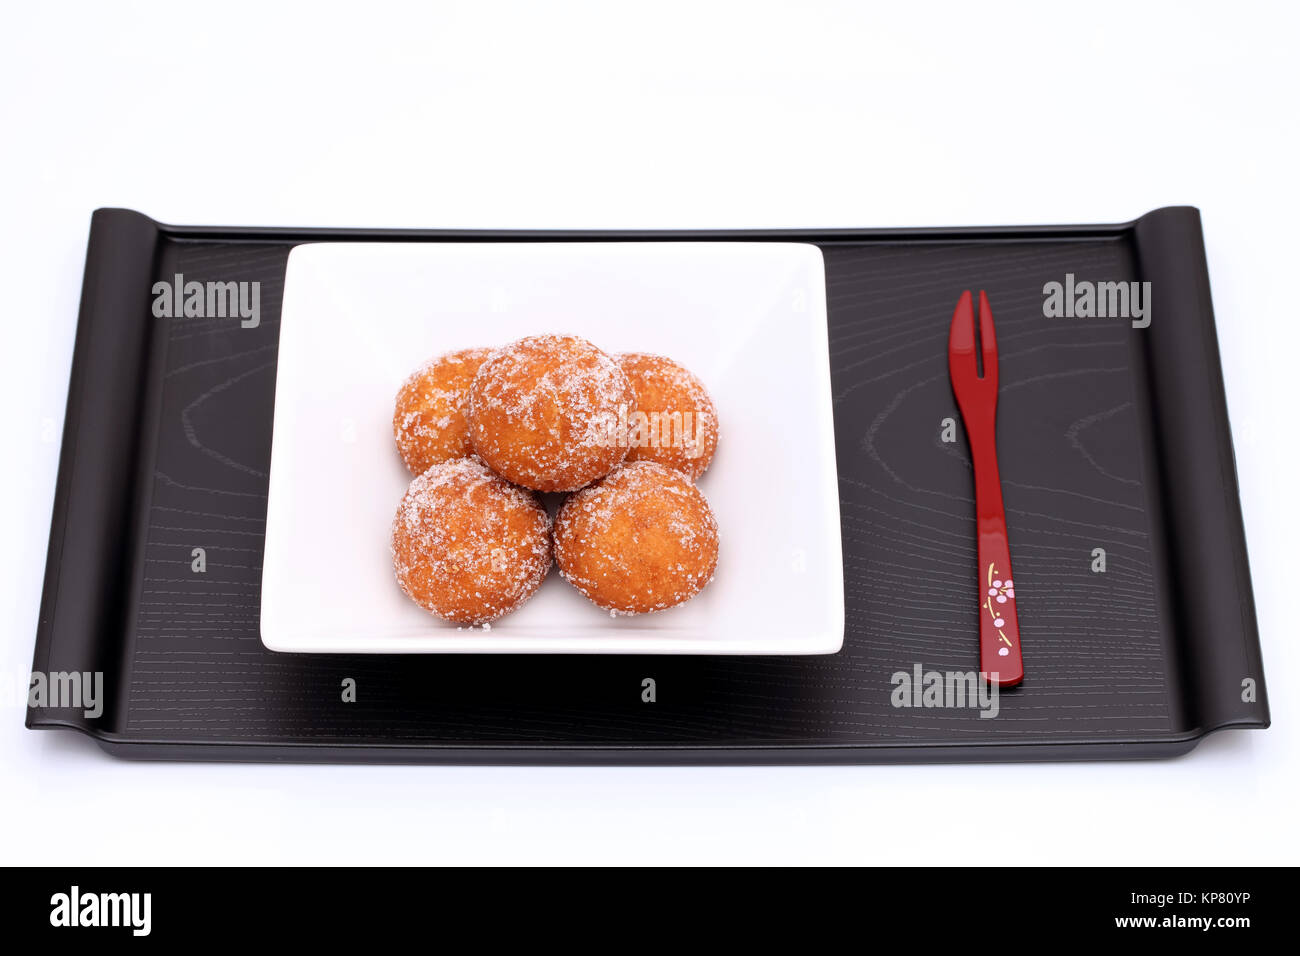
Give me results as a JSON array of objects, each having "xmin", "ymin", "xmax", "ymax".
[{"xmin": 948, "ymin": 290, "xmax": 1023, "ymax": 687}]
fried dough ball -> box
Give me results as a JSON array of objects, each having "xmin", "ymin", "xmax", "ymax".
[
  {"xmin": 468, "ymin": 334, "xmax": 634, "ymax": 493},
  {"xmin": 554, "ymin": 460, "xmax": 719, "ymax": 615},
  {"xmin": 393, "ymin": 347, "xmax": 493, "ymax": 474},
  {"xmin": 615, "ymin": 352, "xmax": 718, "ymax": 480},
  {"xmin": 391, "ymin": 458, "xmax": 551, "ymax": 625}
]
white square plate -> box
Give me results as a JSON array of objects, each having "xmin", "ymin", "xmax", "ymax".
[{"xmin": 261, "ymin": 242, "xmax": 842, "ymax": 654}]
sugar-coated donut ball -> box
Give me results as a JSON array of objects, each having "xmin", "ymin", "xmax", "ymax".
[
  {"xmin": 392, "ymin": 457, "xmax": 551, "ymax": 625},
  {"xmin": 615, "ymin": 352, "xmax": 718, "ymax": 481},
  {"xmin": 393, "ymin": 347, "xmax": 493, "ymax": 474},
  {"xmin": 469, "ymin": 334, "xmax": 635, "ymax": 492},
  {"xmin": 554, "ymin": 460, "xmax": 719, "ymax": 615}
]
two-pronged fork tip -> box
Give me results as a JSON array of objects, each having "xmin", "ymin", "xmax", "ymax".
[
  {"xmin": 948, "ymin": 289, "xmax": 998, "ymax": 386},
  {"xmin": 948, "ymin": 289, "xmax": 992, "ymax": 335}
]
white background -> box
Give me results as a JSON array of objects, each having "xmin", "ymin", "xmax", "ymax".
[{"xmin": 2, "ymin": 0, "xmax": 1295, "ymax": 865}]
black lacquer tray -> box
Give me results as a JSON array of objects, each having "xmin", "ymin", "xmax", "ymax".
[{"xmin": 27, "ymin": 207, "xmax": 1269, "ymax": 762}]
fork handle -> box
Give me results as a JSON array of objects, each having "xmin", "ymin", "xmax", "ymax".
[{"xmin": 972, "ymin": 444, "xmax": 1024, "ymax": 687}]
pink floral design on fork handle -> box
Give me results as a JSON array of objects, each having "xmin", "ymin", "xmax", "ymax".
[{"xmin": 984, "ymin": 564, "xmax": 1017, "ymax": 659}]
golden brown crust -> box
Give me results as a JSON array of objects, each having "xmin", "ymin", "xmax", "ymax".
[
  {"xmin": 554, "ymin": 461, "xmax": 718, "ymax": 614},
  {"xmin": 468, "ymin": 334, "xmax": 634, "ymax": 492},
  {"xmin": 615, "ymin": 352, "xmax": 718, "ymax": 481},
  {"xmin": 391, "ymin": 458, "xmax": 552, "ymax": 624},
  {"xmin": 393, "ymin": 348, "xmax": 494, "ymax": 474}
]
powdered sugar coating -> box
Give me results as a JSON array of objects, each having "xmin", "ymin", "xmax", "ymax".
[
  {"xmin": 391, "ymin": 457, "xmax": 552, "ymax": 624},
  {"xmin": 393, "ymin": 347, "xmax": 494, "ymax": 474},
  {"xmin": 554, "ymin": 460, "xmax": 719, "ymax": 615},
  {"xmin": 615, "ymin": 351, "xmax": 719, "ymax": 481},
  {"xmin": 468, "ymin": 334, "xmax": 635, "ymax": 492}
]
